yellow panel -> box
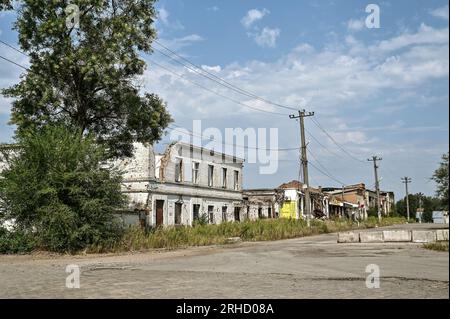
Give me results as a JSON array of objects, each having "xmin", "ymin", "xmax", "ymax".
[{"xmin": 280, "ymin": 200, "xmax": 297, "ymax": 219}]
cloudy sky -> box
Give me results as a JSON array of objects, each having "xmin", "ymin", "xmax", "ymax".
[{"xmin": 0, "ymin": 0, "xmax": 449, "ymax": 198}]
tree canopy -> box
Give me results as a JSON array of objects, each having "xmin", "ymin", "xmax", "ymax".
[
  {"xmin": 432, "ymin": 152, "xmax": 449, "ymax": 210},
  {"xmin": 1, "ymin": 0, "xmax": 172, "ymax": 158}
]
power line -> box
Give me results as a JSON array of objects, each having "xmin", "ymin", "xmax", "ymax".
[
  {"xmin": 1, "ymin": 39, "xmax": 290, "ymax": 117},
  {"xmin": 0, "ymin": 54, "xmax": 28, "ymax": 70},
  {"xmin": 153, "ymin": 40, "xmax": 299, "ymax": 112},
  {"xmin": 309, "ymin": 116, "xmax": 367, "ymax": 164},
  {"xmin": 307, "ymin": 148, "xmax": 347, "ymax": 185},
  {"xmin": 147, "ymin": 58, "xmax": 289, "ymax": 116},
  {"xmin": 0, "ymin": 40, "xmax": 28, "ymax": 57},
  {"xmin": 305, "ymin": 127, "xmax": 342, "ymax": 158},
  {"xmin": 309, "ymin": 160, "xmax": 346, "ymax": 186},
  {"xmin": 168, "ymin": 124, "xmax": 300, "ymax": 151}
]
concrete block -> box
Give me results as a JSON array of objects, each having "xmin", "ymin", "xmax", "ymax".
[
  {"xmin": 382, "ymin": 230, "xmax": 411, "ymax": 242},
  {"xmin": 338, "ymin": 232, "xmax": 359, "ymax": 243},
  {"xmin": 359, "ymin": 231, "xmax": 384, "ymax": 243},
  {"xmin": 436, "ymin": 229, "xmax": 449, "ymax": 241},
  {"xmin": 412, "ymin": 230, "xmax": 436, "ymax": 243}
]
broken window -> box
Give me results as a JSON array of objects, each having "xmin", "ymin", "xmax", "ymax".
[
  {"xmin": 175, "ymin": 158, "xmax": 183, "ymax": 182},
  {"xmin": 234, "ymin": 207, "xmax": 241, "ymax": 222},
  {"xmin": 192, "ymin": 161, "xmax": 200, "ymax": 184},
  {"xmin": 222, "ymin": 206, "xmax": 227, "ymax": 222},
  {"xmin": 193, "ymin": 204, "xmax": 200, "ymax": 221},
  {"xmin": 258, "ymin": 207, "xmax": 263, "ymax": 219},
  {"xmin": 175, "ymin": 203, "xmax": 182, "ymax": 225},
  {"xmin": 234, "ymin": 170, "xmax": 239, "ymax": 190},
  {"xmin": 208, "ymin": 205, "xmax": 215, "ymax": 224},
  {"xmin": 208, "ymin": 165, "xmax": 214, "ymax": 187},
  {"xmin": 222, "ymin": 168, "xmax": 227, "ymax": 188}
]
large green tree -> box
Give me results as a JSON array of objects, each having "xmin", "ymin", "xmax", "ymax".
[
  {"xmin": 1, "ymin": 0, "xmax": 172, "ymax": 157},
  {"xmin": 0, "ymin": 125, "xmax": 126, "ymax": 252},
  {"xmin": 432, "ymin": 152, "xmax": 449, "ymax": 210}
]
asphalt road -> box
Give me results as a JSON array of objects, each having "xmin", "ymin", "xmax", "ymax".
[{"xmin": 0, "ymin": 223, "xmax": 448, "ymax": 298}]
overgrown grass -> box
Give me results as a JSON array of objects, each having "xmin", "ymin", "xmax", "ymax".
[
  {"xmin": 423, "ymin": 242, "xmax": 449, "ymax": 252},
  {"xmin": 89, "ymin": 216, "xmax": 408, "ymax": 253}
]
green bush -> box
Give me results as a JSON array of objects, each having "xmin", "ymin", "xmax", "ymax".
[
  {"xmin": 0, "ymin": 125, "xmax": 126, "ymax": 253},
  {"xmin": 0, "ymin": 227, "xmax": 36, "ymax": 254}
]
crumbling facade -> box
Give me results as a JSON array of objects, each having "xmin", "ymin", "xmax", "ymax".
[
  {"xmin": 277, "ymin": 180, "xmax": 330, "ymax": 220},
  {"xmin": 243, "ymin": 188, "xmax": 284, "ymax": 220},
  {"xmin": 116, "ymin": 142, "xmax": 245, "ymax": 227}
]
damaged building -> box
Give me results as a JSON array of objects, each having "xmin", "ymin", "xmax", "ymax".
[
  {"xmin": 242, "ymin": 188, "xmax": 285, "ymax": 220},
  {"xmin": 115, "ymin": 142, "xmax": 245, "ymax": 227},
  {"xmin": 277, "ymin": 180, "xmax": 330, "ymax": 220}
]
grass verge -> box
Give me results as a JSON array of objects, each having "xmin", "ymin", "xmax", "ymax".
[
  {"xmin": 423, "ymin": 242, "xmax": 449, "ymax": 252},
  {"xmin": 88, "ymin": 216, "xmax": 408, "ymax": 253}
]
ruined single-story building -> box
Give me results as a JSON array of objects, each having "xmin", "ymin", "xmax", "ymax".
[
  {"xmin": 277, "ymin": 180, "xmax": 329, "ymax": 220},
  {"xmin": 242, "ymin": 188, "xmax": 285, "ymax": 220}
]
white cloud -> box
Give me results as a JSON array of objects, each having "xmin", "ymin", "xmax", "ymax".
[
  {"xmin": 252, "ymin": 27, "xmax": 280, "ymax": 48},
  {"xmin": 430, "ymin": 5, "xmax": 449, "ymax": 20},
  {"xmin": 157, "ymin": 7, "xmax": 184, "ymax": 30},
  {"xmin": 158, "ymin": 7, "xmax": 169, "ymax": 25},
  {"xmin": 373, "ymin": 23, "xmax": 449, "ymax": 52},
  {"xmin": 208, "ymin": 6, "xmax": 219, "ymax": 12},
  {"xmin": 347, "ymin": 19, "xmax": 365, "ymax": 31},
  {"xmin": 201, "ymin": 65, "xmax": 222, "ymax": 73},
  {"xmin": 159, "ymin": 34, "xmax": 205, "ymax": 50},
  {"xmin": 241, "ymin": 8, "xmax": 270, "ymax": 29},
  {"xmin": 142, "ymin": 23, "xmax": 448, "ymax": 146}
]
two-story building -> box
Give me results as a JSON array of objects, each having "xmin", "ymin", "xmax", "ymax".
[{"xmin": 115, "ymin": 142, "xmax": 245, "ymax": 227}]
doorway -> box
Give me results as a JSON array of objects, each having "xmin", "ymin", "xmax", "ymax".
[
  {"xmin": 175, "ymin": 203, "xmax": 182, "ymax": 225},
  {"xmin": 155, "ymin": 200, "xmax": 164, "ymax": 226}
]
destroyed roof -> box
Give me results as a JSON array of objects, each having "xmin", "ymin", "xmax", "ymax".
[
  {"xmin": 278, "ymin": 180, "xmax": 304, "ymax": 189},
  {"xmin": 278, "ymin": 180, "xmax": 323, "ymax": 194}
]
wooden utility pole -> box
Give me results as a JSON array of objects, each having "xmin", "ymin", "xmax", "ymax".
[
  {"xmin": 289, "ymin": 110, "xmax": 314, "ymax": 226},
  {"xmin": 401, "ymin": 177, "xmax": 412, "ymax": 220},
  {"xmin": 368, "ymin": 156, "xmax": 382, "ymax": 221}
]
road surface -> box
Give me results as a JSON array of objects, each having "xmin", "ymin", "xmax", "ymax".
[{"xmin": 0, "ymin": 223, "xmax": 448, "ymax": 298}]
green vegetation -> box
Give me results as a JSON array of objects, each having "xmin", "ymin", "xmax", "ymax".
[
  {"xmin": 432, "ymin": 152, "xmax": 449, "ymax": 211},
  {"xmin": 1, "ymin": 0, "xmax": 172, "ymax": 158},
  {"xmin": 0, "ymin": 125, "xmax": 126, "ymax": 253},
  {"xmin": 89, "ymin": 216, "xmax": 407, "ymax": 253},
  {"xmin": 423, "ymin": 242, "xmax": 449, "ymax": 252},
  {"xmin": 396, "ymin": 193, "xmax": 442, "ymax": 222},
  {"xmin": 0, "ymin": 227, "xmax": 36, "ymax": 254}
]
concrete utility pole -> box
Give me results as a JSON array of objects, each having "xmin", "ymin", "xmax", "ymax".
[
  {"xmin": 401, "ymin": 177, "xmax": 412, "ymax": 220},
  {"xmin": 289, "ymin": 110, "xmax": 314, "ymax": 226},
  {"xmin": 368, "ymin": 156, "xmax": 382, "ymax": 221}
]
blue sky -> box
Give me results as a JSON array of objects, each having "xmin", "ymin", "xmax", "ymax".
[{"xmin": 0, "ymin": 0, "xmax": 449, "ymax": 198}]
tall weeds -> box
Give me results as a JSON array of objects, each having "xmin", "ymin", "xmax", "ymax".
[{"xmin": 89, "ymin": 216, "xmax": 408, "ymax": 253}]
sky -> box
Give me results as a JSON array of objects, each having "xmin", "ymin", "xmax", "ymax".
[{"xmin": 0, "ymin": 0, "xmax": 449, "ymax": 198}]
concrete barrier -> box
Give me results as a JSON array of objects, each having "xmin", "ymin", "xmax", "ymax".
[
  {"xmin": 382, "ymin": 230, "xmax": 411, "ymax": 242},
  {"xmin": 359, "ymin": 231, "xmax": 384, "ymax": 243},
  {"xmin": 412, "ymin": 230, "xmax": 436, "ymax": 243},
  {"xmin": 338, "ymin": 232, "xmax": 359, "ymax": 243},
  {"xmin": 435, "ymin": 229, "xmax": 449, "ymax": 241}
]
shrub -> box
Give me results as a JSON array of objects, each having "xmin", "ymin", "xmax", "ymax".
[
  {"xmin": 0, "ymin": 125, "xmax": 126, "ymax": 253},
  {"xmin": 0, "ymin": 227, "xmax": 36, "ymax": 254}
]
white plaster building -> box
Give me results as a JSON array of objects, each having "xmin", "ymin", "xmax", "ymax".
[{"xmin": 115, "ymin": 142, "xmax": 245, "ymax": 227}]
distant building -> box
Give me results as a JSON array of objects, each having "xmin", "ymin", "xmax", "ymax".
[{"xmin": 432, "ymin": 211, "xmax": 449, "ymax": 224}]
